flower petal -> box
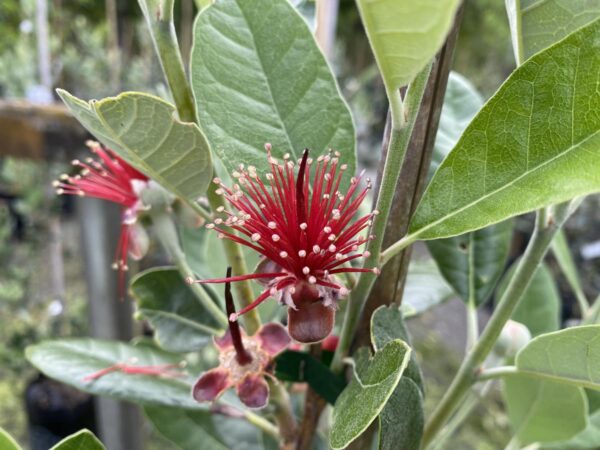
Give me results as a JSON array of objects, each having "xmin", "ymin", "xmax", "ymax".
[
  {"xmin": 127, "ymin": 222, "xmax": 149, "ymax": 260},
  {"xmin": 192, "ymin": 368, "xmax": 232, "ymax": 403},
  {"xmin": 288, "ymin": 301, "xmax": 335, "ymax": 344},
  {"xmin": 257, "ymin": 322, "xmax": 291, "ymax": 356},
  {"xmin": 236, "ymin": 373, "xmax": 269, "ymax": 409},
  {"xmin": 214, "ymin": 329, "xmax": 234, "ymax": 351}
]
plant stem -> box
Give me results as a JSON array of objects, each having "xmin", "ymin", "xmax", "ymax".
[
  {"xmin": 421, "ymin": 205, "xmax": 572, "ymax": 447},
  {"xmin": 244, "ymin": 410, "xmax": 280, "ymax": 439},
  {"xmin": 269, "ymin": 380, "xmax": 298, "ymax": 449},
  {"xmin": 465, "ymin": 299, "xmax": 478, "ymax": 353},
  {"xmin": 330, "ymin": 64, "xmax": 431, "ymax": 374},
  {"xmin": 380, "ymin": 234, "xmax": 417, "ymax": 265},
  {"xmin": 151, "ymin": 210, "xmax": 229, "ymax": 328},
  {"xmin": 583, "ymin": 293, "xmax": 600, "ymax": 324},
  {"xmin": 476, "ymin": 366, "xmax": 518, "ymax": 382}
]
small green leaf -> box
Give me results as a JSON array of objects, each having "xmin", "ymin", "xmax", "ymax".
[
  {"xmin": 356, "ymin": 0, "xmax": 461, "ymax": 93},
  {"xmin": 543, "ymin": 409, "xmax": 600, "ymax": 450},
  {"xmin": 50, "ymin": 430, "xmax": 105, "ymax": 450},
  {"xmin": 551, "ymin": 229, "xmax": 588, "ymax": 312},
  {"xmin": 506, "ymin": 0, "xmax": 600, "ymax": 62},
  {"xmin": 57, "ymin": 90, "xmax": 213, "ymax": 203},
  {"xmin": 0, "ymin": 428, "xmax": 21, "ymax": 450},
  {"xmin": 131, "ymin": 267, "xmax": 223, "ymax": 353},
  {"xmin": 274, "ymin": 350, "xmax": 346, "ymax": 405},
  {"xmin": 503, "ymin": 376, "xmax": 588, "ymax": 444},
  {"xmin": 516, "ymin": 325, "xmax": 600, "ymax": 390},
  {"xmin": 409, "ymin": 19, "xmax": 600, "ymax": 240},
  {"xmin": 402, "ymin": 259, "xmax": 455, "ymax": 318},
  {"xmin": 496, "ymin": 261, "xmax": 560, "ymax": 337},
  {"xmin": 329, "ymin": 340, "xmax": 411, "ymax": 450},
  {"xmin": 191, "ymin": 0, "xmax": 355, "ymax": 178},
  {"xmin": 26, "ymin": 339, "xmax": 200, "ymax": 408}
]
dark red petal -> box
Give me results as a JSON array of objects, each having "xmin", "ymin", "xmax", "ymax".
[
  {"xmin": 288, "ymin": 301, "xmax": 335, "ymax": 344},
  {"xmin": 214, "ymin": 329, "xmax": 234, "ymax": 351},
  {"xmin": 236, "ymin": 373, "xmax": 270, "ymax": 409},
  {"xmin": 257, "ymin": 322, "xmax": 291, "ymax": 356},
  {"xmin": 322, "ymin": 335, "xmax": 339, "ymax": 352},
  {"xmin": 192, "ymin": 368, "xmax": 232, "ymax": 403}
]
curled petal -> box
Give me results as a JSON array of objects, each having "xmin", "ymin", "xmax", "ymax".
[
  {"xmin": 236, "ymin": 373, "xmax": 269, "ymax": 409},
  {"xmin": 127, "ymin": 222, "xmax": 149, "ymax": 261},
  {"xmin": 288, "ymin": 301, "xmax": 335, "ymax": 344},
  {"xmin": 192, "ymin": 368, "xmax": 232, "ymax": 403},
  {"xmin": 257, "ymin": 323, "xmax": 291, "ymax": 357}
]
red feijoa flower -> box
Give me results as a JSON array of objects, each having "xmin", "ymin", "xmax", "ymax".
[
  {"xmin": 192, "ymin": 145, "xmax": 379, "ymax": 343},
  {"xmin": 54, "ymin": 141, "xmax": 150, "ymax": 292}
]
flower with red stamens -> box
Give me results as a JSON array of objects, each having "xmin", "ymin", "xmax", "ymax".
[
  {"xmin": 191, "ymin": 144, "xmax": 379, "ymax": 343},
  {"xmin": 193, "ymin": 269, "xmax": 291, "ymax": 409},
  {"xmin": 54, "ymin": 141, "xmax": 150, "ymax": 293}
]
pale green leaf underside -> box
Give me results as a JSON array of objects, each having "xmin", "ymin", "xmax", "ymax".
[
  {"xmin": 544, "ymin": 409, "xmax": 600, "ymax": 450},
  {"xmin": 50, "ymin": 430, "xmax": 105, "ymax": 450},
  {"xmin": 330, "ymin": 340, "xmax": 411, "ymax": 450},
  {"xmin": 401, "ymin": 259, "xmax": 455, "ymax": 318},
  {"xmin": 191, "ymin": 0, "xmax": 355, "ymax": 177},
  {"xmin": 503, "ymin": 376, "xmax": 588, "ymax": 444},
  {"xmin": 57, "ymin": 89, "xmax": 213, "ymax": 203},
  {"xmin": 410, "ymin": 18, "xmax": 600, "ymax": 240},
  {"xmin": 356, "ymin": 0, "xmax": 460, "ymax": 93},
  {"xmin": 516, "ymin": 325, "xmax": 600, "ymax": 390},
  {"xmin": 0, "ymin": 428, "xmax": 21, "ymax": 450},
  {"xmin": 26, "ymin": 339, "xmax": 200, "ymax": 409},
  {"xmin": 378, "ymin": 377, "xmax": 423, "ymax": 450}
]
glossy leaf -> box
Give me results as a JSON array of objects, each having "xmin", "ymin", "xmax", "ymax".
[
  {"xmin": 131, "ymin": 267, "xmax": 223, "ymax": 353},
  {"xmin": 506, "ymin": 0, "xmax": 600, "ymax": 62},
  {"xmin": 551, "ymin": 229, "xmax": 588, "ymax": 311},
  {"xmin": 26, "ymin": 339, "xmax": 200, "ymax": 409},
  {"xmin": 544, "ymin": 410, "xmax": 600, "ymax": 450},
  {"xmin": 402, "ymin": 259, "xmax": 455, "ymax": 318},
  {"xmin": 0, "ymin": 428, "xmax": 21, "ymax": 450},
  {"xmin": 191, "ymin": 0, "xmax": 355, "ymax": 177},
  {"xmin": 50, "ymin": 430, "xmax": 105, "ymax": 450},
  {"xmin": 503, "ymin": 376, "xmax": 588, "ymax": 444},
  {"xmin": 516, "ymin": 326, "xmax": 600, "ymax": 390},
  {"xmin": 409, "ymin": 19, "xmax": 600, "ymax": 240},
  {"xmin": 496, "ymin": 260, "xmax": 560, "ymax": 337},
  {"xmin": 330, "ymin": 340, "xmax": 411, "ymax": 449},
  {"xmin": 57, "ymin": 90, "xmax": 213, "ymax": 203},
  {"xmin": 356, "ymin": 0, "xmax": 461, "ymax": 93}
]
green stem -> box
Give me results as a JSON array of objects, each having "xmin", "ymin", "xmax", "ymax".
[
  {"xmin": 421, "ymin": 205, "xmax": 571, "ymax": 447},
  {"xmin": 476, "ymin": 366, "xmax": 518, "ymax": 382},
  {"xmin": 583, "ymin": 293, "xmax": 600, "ymax": 324},
  {"xmin": 330, "ymin": 64, "xmax": 431, "ymax": 374},
  {"xmin": 244, "ymin": 410, "xmax": 280, "ymax": 439},
  {"xmin": 151, "ymin": 210, "xmax": 229, "ymax": 328},
  {"xmin": 268, "ymin": 380, "xmax": 298, "ymax": 446},
  {"xmin": 465, "ymin": 300, "xmax": 478, "ymax": 353}
]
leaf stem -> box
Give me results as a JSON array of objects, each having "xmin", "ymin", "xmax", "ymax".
[
  {"xmin": 476, "ymin": 365, "xmax": 518, "ymax": 382},
  {"xmin": 583, "ymin": 293, "xmax": 600, "ymax": 325},
  {"xmin": 330, "ymin": 64, "xmax": 431, "ymax": 374},
  {"xmin": 268, "ymin": 380, "xmax": 298, "ymax": 447},
  {"xmin": 465, "ymin": 300, "xmax": 478, "ymax": 353},
  {"xmin": 244, "ymin": 410, "xmax": 280, "ymax": 439},
  {"xmin": 380, "ymin": 234, "xmax": 418, "ymax": 266},
  {"xmin": 421, "ymin": 204, "xmax": 572, "ymax": 447}
]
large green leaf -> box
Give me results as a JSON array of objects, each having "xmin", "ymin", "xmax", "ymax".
[
  {"xmin": 329, "ymin": 340, "xmax": 411, "ymax": 450},
  {"xmin": 544, "ymin": 409, "xmax": 600, "ymax": 450},
  {"xmin": 50, "ymin": 430, "xmax": 105, "ymax": 450},
  {"xmin": 131, "ymin": 267, "xmax": 223, "ymax": 353},
  {"xmin": 191, "ymin": 0, "xmax": 355, "ymax": 177},
  {"xmin": 57, "ymin": 90, "xmax": 213, "ymax": 203},
  {"xmin": 0, "ymin": 428, "xmax": 21, "ymax": 450},
  {"xmin": 516, "ymin": 326, "xmax": 600, "ymax": 390},
  {"xmin": 496, "ymin": 261, "xmax": 560, "ymax": 337},
  {"xmin": 409, "ymin": 19, "xmax": 600, "ymax": 241},
  {"xmin": 506, "ymin": 0, "xmax": 600, "ymax": 62},
  {"xmin": 26, "ymin": 339, "xmax": 200, "ymax": 409},
  {"xmin": 503, "ymin": 376, "xmax": 588, "ymax": 444},
  {"xmin": 402, "ymin": 259, "xmax": 455, "ymax": 319},
  {"xmin": 356, "ymin": 0, "xmax": 461, "ymax": 94}
]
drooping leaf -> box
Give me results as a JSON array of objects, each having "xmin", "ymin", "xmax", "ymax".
[
  {"xmin": 506, "ymin": 0, "xmax": 600, "ymax": 62},
  {"xmin": 356, "ymin": 0, "xmax": 461, "ymax": 93},
  {"xmin": 0, "ymin": 428, "xmax": 21, "ymax": 450},
  {"xmin": 57, "ymin": 90, "xmax": 213, "ymax": 203},
  {"xmin": 503, "ymin": 376, "xmax": 588, "ymax": 444},
  {"xmin": 274, "ymin": 350, "xmax": 345, "ymax": 405},
  {"xmin": 516, "ymin": 325, "xmax": 600, "ymax": 390},
  {"xmin": 496, "ymin": 260, "xmax": 560, "ymax": 337},
  {"xmin": 329, "ymin": 340, "xmax": 411, "ymax": 450},
  {"xmin": 191, "ymin": 0, "xmax": 355, "ymax": 178},
  {"xmin": 409, "ymin": 19, "xmax": 600, "ymax": 241},
  {"xmin": 544, "ymin": 409, "xmax": 600, "ymax": 450},
  {"xmin": 131, "ymin": 267, "xmax": 223, "ymax": 353},
  {"xmin": 50, "ymin": 430, "xmax": 105, "ymax": 450},
  {"xmin": 26, "ymin": 339, "xmax": 200, "ymax": 409},
  {"xmin": 551, "ymin": 229, "xmax": 588, "ymax": 312},
  {"xmin": 402, "ymin": 259, "xmax": 455, "ymax": 318}
]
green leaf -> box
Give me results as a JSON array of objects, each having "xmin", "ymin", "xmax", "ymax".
[
  {"xmin": 543, "ymin": 409, "xmax": 600, "ymax": 450},
  {"xmin": 427, "ymin": 220, "xmax": 513, "ymax": 307},
  {"xmin": 26, "ymin": 338, "xmax": 200, "ymax": 409},
  {"xmin": 131, "ymin": 267, "xmax": 223, "ymax": 353},
  {"xmin": 356, "ymin": 0, "xmax": 461, "ymax": 93},
  {"xmin": 329, "ymin": 340, "xmax": 411, "ymax": 450},
  {"xmin": 0, "ymin": 428, "xmax": 21, "ymax": 450},
  {"xmin": 516, "ymin": 325, "xmax": 600, "ymax": 390},
  {"xmin": 50, "ymin": 430, "xmax": 105, "ymax": 450},
  {"xmin": 496, "ymin": 261, "xmax": 560, "ymax": 337},
  {"xmin": 57, "ymin": 90, "xmax": 213, "ymax": 203},
  {"xmin": 506, "ymin": 0, "xmax": 600, "ymax": 62},
  {"xmin": 378, "ymin": 377, "xmax": 424, "ymax": 450},
  {"xmin": 402, "ymin": 259, "xmax": 455, "ymax": 318},
  {"xmin": 409, "ymin": 18, "xmax": 600, "ymax": 241},
  {"xmin": 503, "ymin": 376, "xmax": 588, "ymax": 444},
  {"xmin": 191, "ymin": 0, "xmax": 355, "ymax": 178},
  {"xmin": 274, "ymin": 350, "xmax": 346, "ymax": 405},
  {"xmin": 551, "ymin": 229, "xmax": 588, "ymax": 311}
]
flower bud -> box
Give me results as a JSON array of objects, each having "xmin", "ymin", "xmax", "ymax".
[{"xmin": 493, "ymin": 320, "xmax": 532, "ymax": 359}]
